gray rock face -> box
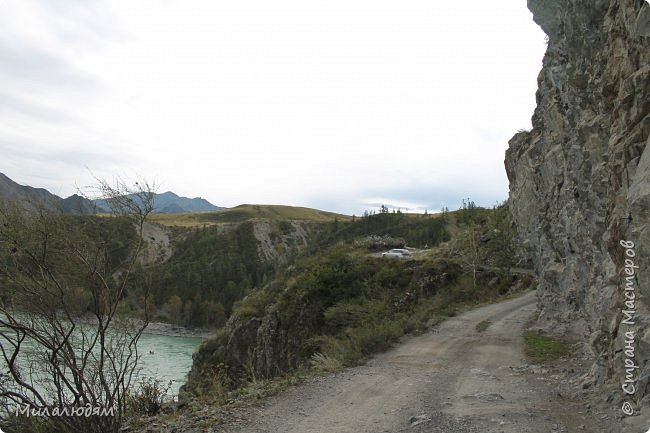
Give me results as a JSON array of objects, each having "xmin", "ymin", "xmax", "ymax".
[
  {"xmin": 181, "ymin": 292, "xmax": 321, "ymax": 397},
  {"xmin": 506, "ymin": 0, "xmax": 650, "ymax": 408}
]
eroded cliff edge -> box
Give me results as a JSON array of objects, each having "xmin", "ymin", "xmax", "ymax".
[{"xmin": 506, "ymin": 0, "xmax": 650, "ymax": 410}]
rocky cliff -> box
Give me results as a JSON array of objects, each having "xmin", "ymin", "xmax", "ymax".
[{"xmin": 506, "ymin": 0, "xmax": 650, "ymax": 413}]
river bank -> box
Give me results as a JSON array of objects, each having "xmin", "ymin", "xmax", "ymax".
[
  {"xmin": 143, "ymin": 321, "xmax": 215, "ymax": 339},
  {"xmin": 72, "ymin": 315, "xmax": 215, "ymax": 339}
]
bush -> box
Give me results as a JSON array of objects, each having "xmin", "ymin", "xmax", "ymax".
[
  {"xmin": 126, "ymin": 377, "xmax": 172, "ymax": 417},
  {"xmin": 233, "ymin": 289, "xmax": 274, "ymax": 318},
  {"xmin": 346, "ymin": 321, "xmax": 403, "ymax": 356},
  {"xmin": 323, "ymin": 299, "xmax": 390, "ymax": 331},
  {"xmin": 1, "ymin": 416, "xmax": 68, "ymax": 433},
  {"xmin": 198, "ymin": 363, "xmax": 232, "ymax": 404},
  {"xmin": 323, "ymin": 300, "xmax": 369, "ymax": 329},
  {"xmin": 309, "ymin": 335, "xmax": 360, "ymax": 366}
]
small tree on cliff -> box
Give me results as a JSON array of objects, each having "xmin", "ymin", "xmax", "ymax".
[
  {"xmin": 486, "ymin": 203, "xmax": 518, "ymax": 274},
  {"xmin": 457, "ymin": 225, "xmax": 480, "ymax": 289}
]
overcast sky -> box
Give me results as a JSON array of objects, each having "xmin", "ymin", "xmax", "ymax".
[{"xmin": 0, "ymin": 0, "xmax": 546, "ymax": 216}]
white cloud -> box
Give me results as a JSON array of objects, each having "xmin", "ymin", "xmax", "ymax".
[{"xmin": 0, "ymin": 0, "xmax": 546, "ymax": 215}]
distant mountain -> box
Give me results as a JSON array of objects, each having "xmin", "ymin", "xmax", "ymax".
[
  {"xmin": 0, "ymin": 173, "xmax": 221, "ymax": 215},
  {"xmin": 94, "ymin": 191, "xmax": 223, "ymax": 214},
  {"xmin": 152, "ymin": 191, "xmax": 223, "ymax": 213},
  {"xmin": 158, "ymin": 202, "xmax": 186, "ymax": 213},
  {"xmin": 0, "ymin": 172, "xmax": 99, "ymax": 215},
  {"xmin": 62, "ymin": 194, "xmax": 103, "ymax": 215},
  {"xmin": 0, "ymin": 172, "xmax": 60, "ymax": 206}
]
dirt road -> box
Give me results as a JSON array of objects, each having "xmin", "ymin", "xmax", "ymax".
[{"xmin": 219, "ymin": 291, "xmax": 619, "ymax": 433}]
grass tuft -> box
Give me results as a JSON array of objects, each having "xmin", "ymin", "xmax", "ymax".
[
  {"xmin": 310, "ymin": 352, "xmax": 344, "ymax": 372},
  {"xmin": 523, "ymin": 330, "xmax": 569, "ymax": 363},
  {"xmin": 475, "ymin": 320, "xmax": 491, "ymax": 333}
]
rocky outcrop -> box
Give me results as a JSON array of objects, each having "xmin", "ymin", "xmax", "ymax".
[
  {"xmin": 139, "ymin": 221, "xmax": 172, "ymax": 264},
  {"xmin": 180, "ymin": 278, "xmax": 324, "ymax": 397},
  {"xmin": 252, "ymin": 220, "xmax": 318, "ymax": 264},
  {"xmin": 506, "ymin": 0, "xmax": 650, "ymax": 412}
]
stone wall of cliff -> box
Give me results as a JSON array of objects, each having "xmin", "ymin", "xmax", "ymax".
[{"xmin": 506, "ymin": 0, "xmax": 650, "ymax": 410}]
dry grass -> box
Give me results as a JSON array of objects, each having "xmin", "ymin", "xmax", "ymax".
[{"xmin": 150, "ymin": 204, "xmax": 351, "ymax": 227}]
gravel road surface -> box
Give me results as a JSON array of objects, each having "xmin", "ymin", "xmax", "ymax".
[{"xmin": 216, "ymin": 291, "xmax": 620, "ymax": 433}]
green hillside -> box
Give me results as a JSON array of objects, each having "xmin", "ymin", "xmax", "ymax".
[
  {"xmin": 180, "ymin": 203, "xmax": 530, "ymax": 399},
  {"xmin": 150, "ymin": 204, "xmax": 351, "ymax": 227}
]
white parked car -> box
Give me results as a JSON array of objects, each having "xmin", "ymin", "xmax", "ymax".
[{"xmin": 381, "ymin": 248, "xmax": 412, "ymax": 258}]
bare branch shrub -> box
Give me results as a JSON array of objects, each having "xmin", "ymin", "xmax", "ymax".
[{"xmin": 0, "ymin": 178, "xmax": 156, "ymax": 433}]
